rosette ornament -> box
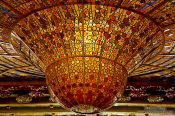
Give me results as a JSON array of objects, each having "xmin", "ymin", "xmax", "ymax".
[{"xmin": 10, "ymin": 2, "xmax": 164, "ymax": 114}]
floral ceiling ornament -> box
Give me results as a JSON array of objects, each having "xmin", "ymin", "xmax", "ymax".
[
  {"xmin": 118, "ymin": 96, "xmax": 131, "ymax": 102},
  {"xmin": 166, "ymin": 92, "xmax": 175, "ymax": 99},
  {"xmin": 0, "ymin": 91, "xmax": 12, "ymax": 98},
  {"xmin": 16, "ymin": 95, "xmax": 32, "ymax": 104},
  {"xmin": 29, "ymin": 91, "xmax": 45, "ymax": 97},
  {"xmin": 0, "ymin": 0, "xmax": 167, "ymax": 114},
  {"xmin": 147, "ymin": 95, "xmax": 164, "ymax": 103}
]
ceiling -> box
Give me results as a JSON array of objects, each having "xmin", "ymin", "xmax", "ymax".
[{"xmin": 0, "ymin": 0, "xmax": 175, "ymax": 115}]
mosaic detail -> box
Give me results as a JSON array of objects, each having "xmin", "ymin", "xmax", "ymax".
[
  {"xmin": 0, "ymin": 0, "xmax": 174, "ymax": 32},
  {"xmin": 46, "ymin": 57, "xmax": 127, "ymax": 113},
  {"xmin": 147, "ymin": 95, "xmax": 164, "ymax": 103},
  {"xmin": 13, "ymin": 5, "xmax": 164, "ymax": 70}
]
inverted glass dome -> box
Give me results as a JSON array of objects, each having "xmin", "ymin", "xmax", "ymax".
[{"xmin": 6, "ymin": 1, "xmax": 165, "ymax": 114}]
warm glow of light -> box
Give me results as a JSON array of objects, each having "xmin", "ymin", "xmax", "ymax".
[{"xmin": 11, "ymin": 2, "xmax": 164, "ymax": 114}]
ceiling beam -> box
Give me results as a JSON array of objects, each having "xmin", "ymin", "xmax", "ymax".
[
  {"xmin": 143, "ymin": 64, "xmax": 175, "ymax": 72},
  {"xmin": 0, "ymin": 103, "xmax": 174, "ymax": 115},
  {"xmin": 0, "ymin": 81, "xmax": 174, "ymax": 87},
  {"xmin": 1, "ymin": 103, "xmax": 175, "ymax": 108},
  {"xmin": 0, "ymin": 81, "xmax": 46, "ymax": 86}
]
